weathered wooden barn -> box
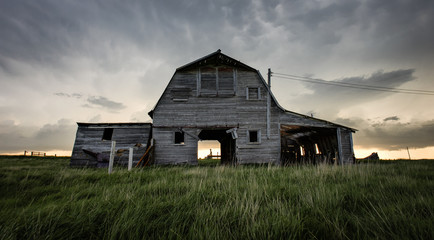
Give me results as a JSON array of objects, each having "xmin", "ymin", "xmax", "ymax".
[
  {"xmin": 149, "ymin": 50, "xmax": 355, "ymax": 165},
  {"xmin": 71, "ymin": 50, "xmax": 355, "ymax": 167}
]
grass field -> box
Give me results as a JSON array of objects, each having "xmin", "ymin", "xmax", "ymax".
[{"xmin": 0, "ymin": 156, "xmax": 433, "ymax": 239}]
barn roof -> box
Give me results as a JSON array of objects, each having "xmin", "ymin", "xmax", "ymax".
[
  {"xmin": 149, "ymin": 50, "xmax": 356, "ymax": 132},
  {"xmin": 77, "ymin": 122, "xmax": 152, "ymax": 128},
  {"xmin": 176, "ymin": 49, "xmax": 256, "ymax": 72}
]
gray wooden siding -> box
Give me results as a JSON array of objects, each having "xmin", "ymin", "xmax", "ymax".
[
  {"xmin": 152, "ymin": 67, "xmax": 281, "ymax": 165},
  {"xmin": 71, "ymin": 124, "xmax": 151, "ymax": 167},
  {"xmin": 153, "ymin": 127, "xmax": 198, "ymax": 165}
]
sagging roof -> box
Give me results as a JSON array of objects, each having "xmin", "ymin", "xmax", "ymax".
[{"xmin": 77, "ymin": 122, "xmax": 152, "ymax": 128}]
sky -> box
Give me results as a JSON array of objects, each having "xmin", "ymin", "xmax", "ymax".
[{"xmin": 1, "ymin": 0, "xmax": 433, "ymax": 159}]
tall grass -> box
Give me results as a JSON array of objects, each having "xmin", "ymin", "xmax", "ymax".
[{"xmin": 0, "ymin": 156, "xmax": 433, "ymax": 239}]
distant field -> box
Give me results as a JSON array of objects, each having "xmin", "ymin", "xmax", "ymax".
[{"xmin": 0, "ymin": 156, "xmax": 433, "ymax": 239}]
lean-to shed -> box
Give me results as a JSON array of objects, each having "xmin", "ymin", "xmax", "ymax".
[
  {"xmin": 149, "ymin": 50, "xmax": 356, "ymax": 165},
  {"xmin": 70, "ymin": 123, "xmax": 152, "ymax": 167}
]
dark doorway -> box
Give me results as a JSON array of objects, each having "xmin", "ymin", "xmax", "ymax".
[
  {"xmin": 280, "ymin": 125, "xmax": 338, "ymax": 165},
  {"xmin": 198, "ymin": 129, "xmax": 236, "ymax": 165}
]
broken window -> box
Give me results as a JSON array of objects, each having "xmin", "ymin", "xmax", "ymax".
[
  {"xmin": 248, "ymin": 130, "xmax": 260, "ymax": 143},
  {"xmin": 247, "ymin": 87, "xmax": 260, "ymax": 100},
  {"xmin": 174, "ymin": 131, "xmax": 185, "ymax": 144},
  {"xmin": 102, "ymin": 128, "xmax": 113, "ymax": 141}
]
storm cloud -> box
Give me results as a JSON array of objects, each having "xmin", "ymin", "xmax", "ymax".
[
  {"xmin": 282, "ymin": 69, "xmax": 417, "ymax": 118},
  {"xmin": 86, "ymin": 96, "xmax": 126, "ymax": 111},
  {"xmin": 0, "ymin": 0, "xmax": 433, "ymax": 157},
  {"xmin": 0, "ymin": 119, "xmax": 76, "ymax": 152},
  {"xmin": 359, "ymin": 120, "xmax": 434, "ymax": 150}
]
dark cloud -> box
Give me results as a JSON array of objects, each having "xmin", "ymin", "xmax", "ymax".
[
  {"xmin": 335, "ymin": 117, "xmax": 434, "ymax": 151},
  {"xmin": 0, "ymin": 119, "xmax": 76, "ymax": 153},
  {"xmin": 86, "ymin": 96, "xmax": 126, "ymax": 110},
  {"xmin": 384, "ymin": 116, "xmax": 399, "ymax": 122},
  {"xmin": 286, "ymin": 69, "xmax": 416, "ymax": 116},
  {"xmin": 359, "ymin": 120, "xmax": 434, "ymax": 150}
]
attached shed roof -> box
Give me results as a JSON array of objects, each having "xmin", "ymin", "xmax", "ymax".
[{"xmin": 77, "ymin": 122, "xmax": 152, "ymax": 128}]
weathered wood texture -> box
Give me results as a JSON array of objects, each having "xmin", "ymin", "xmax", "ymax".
[
  {"xmin": 338, "ymin": 128, "xmax": 355, "ymax": 164},
  {"xmin": 152, "ymin": 66, "xmax": 282, "ymax": 165},
  {"xmin": 152, "ymin": 54, "xmax": 355, "ymax": 165},
  {"xmin": 70, "ymin": 123, "xmax": 152, "ymax": 167}
]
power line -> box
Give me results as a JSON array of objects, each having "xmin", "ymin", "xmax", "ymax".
[
  {"xmin": 272, "ymin": 72, "xmax": 434, "ymax": 96},
  {"xmin": 273, "ymin": 72, "xmax": 434, "ymax": 94}
]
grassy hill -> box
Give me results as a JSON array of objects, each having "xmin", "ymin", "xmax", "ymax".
[{"xmin": 0, "ymin": 156, "xmax": 433, "ymax": 239}]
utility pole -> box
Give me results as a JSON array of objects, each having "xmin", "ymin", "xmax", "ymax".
[{"xmin": 267, "ymin": 68, "xmax": 271, "ymax": 139}]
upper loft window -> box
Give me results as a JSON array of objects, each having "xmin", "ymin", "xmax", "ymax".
[
  {"xmin": 247, "ymin": 87, "xmax": 261, "ymax": 100},
  {"xmin": 102, "ymin": 128, "xmax": 113, "ymax": 141},
  {"xmin": 199, "ymin": 67, "xmax": 235, "ymax": 96}
]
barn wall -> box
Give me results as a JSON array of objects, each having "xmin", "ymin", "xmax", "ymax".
[
  {"xmin": 153, "ymin": 127, "xmax": 198, "ymax": 165},
  {"xmin": 70, "ymin": 124, "xmax": 151, "ymax": 167},
  {"xmin": 152, "ymin": 68, "xmax": 282, "ymax": 164}
]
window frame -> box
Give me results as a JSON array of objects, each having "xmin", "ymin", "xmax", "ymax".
[
  {"xmin": 102, "ymin": 128, "xmax": 114, "ymax": 141},
  {"xmin": 246, "ymin": 87, "xmax": 261, "ymax": 100},
  {"xmin": 174, "ymin": 131, "xmax": 185, "ymax": 145},
  {"xmin": 247, "ymin": 129, "xmax": 261, "ymax": 144}
]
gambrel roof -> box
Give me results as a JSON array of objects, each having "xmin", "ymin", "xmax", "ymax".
[
  {"xmin": 177, "ymin": 49, "xmax": 256, "ymax": 72},
  {"xmin": 149, "ymin": 50, "xmax": 356, "ymax": 132}
]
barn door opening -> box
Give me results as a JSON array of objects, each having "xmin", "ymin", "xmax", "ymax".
[
  {"xmin": 198, "ymin": 140, "xmax": 221, "ymax": 164},
  {"xmin": 198, "ymin": 129, "xmax": 236, "ymax": 165}
]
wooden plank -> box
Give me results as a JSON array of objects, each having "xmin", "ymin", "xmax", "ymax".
[
  {"xmin": 128, "ymin": 147, "xmax": 133, "ymax": 171},
  {"xmin": 108, "ymin": 141, "xmax": 116, "ymax": 174}
]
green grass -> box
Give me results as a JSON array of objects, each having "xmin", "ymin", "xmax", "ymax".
[{"xmin": 0, "ymin": 156, "xmax": 433, "ymax": 239}]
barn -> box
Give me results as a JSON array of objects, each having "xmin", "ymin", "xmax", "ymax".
[{"xmin": 70, "ymin": 50, "xmax": 355, "ymax": 167}]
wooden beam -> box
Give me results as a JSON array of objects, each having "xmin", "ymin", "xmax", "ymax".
[
  {"xmin": 108, "ymin": 141, "xmax": 116, "ymax": 174},
  {"xmin": 336, "ymin": 128, "xmax": 343, "ymax": 165},
  {"xmin": 128, "ymin": 147, "xmax": 133, "ymax": 171}
]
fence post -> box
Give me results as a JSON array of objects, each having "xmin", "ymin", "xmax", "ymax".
[
  {"xmin": 128, "ymin": 147, "xmax": 133, "ymax": 171},
  {"xmin": 108, "ymin": 141, "xmax": 116, "ymax": 174}
]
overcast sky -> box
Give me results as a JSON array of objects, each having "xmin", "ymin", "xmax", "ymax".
[{"xmin": 1, "ymin": 0, "xmax": 433, "ymax": 158}]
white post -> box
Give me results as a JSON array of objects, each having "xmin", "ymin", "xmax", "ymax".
[
  {"xmin": 128, "ymin": 147, "xmax": 133, "ymax": 171},
  {"xmin": 108, "ymin": 141, "xmax": 116, "ymax": 174}
]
